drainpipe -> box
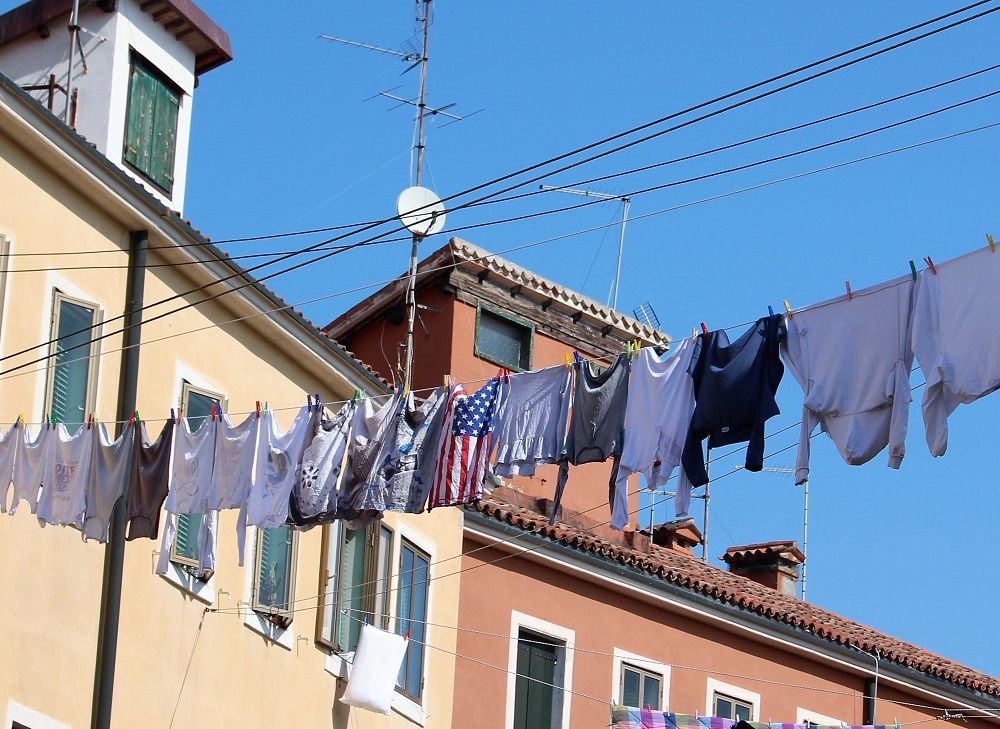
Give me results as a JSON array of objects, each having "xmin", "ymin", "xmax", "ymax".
[
  {"xmin": 861, "ymin": 649, "xmax": 880, "ymax": 725},
  {"xmin": 90, "ymin": 229, "xmax": 147, "ymax": 729}
]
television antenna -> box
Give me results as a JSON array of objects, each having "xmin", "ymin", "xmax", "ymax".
[
  {"xmin": 322, "ymin": 0, "xmax": 480, "ymax": 391},
  {"xmin": 539, "ymin": 185, "xmax": 631, "ymax": 309}
]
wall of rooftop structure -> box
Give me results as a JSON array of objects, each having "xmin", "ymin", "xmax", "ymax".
[
  {"xmin": 0, "ymin": 0, "xmax": 197, "ymax": 211},
  {"xmin": 451, "ymin": 537, "xmax": 995, "ymax": 729},
  {"xmin": 0, "ymin": 83, "xmax": 460, "ymax": 729}
]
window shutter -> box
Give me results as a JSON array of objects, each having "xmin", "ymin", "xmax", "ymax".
[
  {"xmin": 336, "ymin": 528, "xmax": 366, "ymax": 652},
  {"xmin": 123, "ymin": 56, "xmax": 180, "ymax": 194},
  {"xmin": 174, "ymin": 512, "xmax": 199, "ymax": 563},
  {"xmin": 51, "ymin": 298, "xmax": 95, "ymax": 428},
  {"xmin": 257, "ymin": 527, "xmax": 291, "ymax": 610}
]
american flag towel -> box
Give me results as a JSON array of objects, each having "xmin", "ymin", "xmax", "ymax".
[{"xmin": 428, "ymin": 376, "xmax": 502, "ymax": 508}]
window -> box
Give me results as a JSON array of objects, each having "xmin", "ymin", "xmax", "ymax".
[
  {"xmin": 396, "ymin": 539, "xmax": 430, "ymax": 700},
  {"xmin": 45, "ymin": 291, "xmax": 100, "ymax": 431},
  {"xmin": 475, "ymin": 304, "xmax": 533, "ymax": 371},
  {"xmin": 714, "ymin": 693, "xmax": 753, "ymax": 722},
  {"xmin": 514, "ymin": 631, "xmax": 562, "ymax": 729},
  {"xmin": 321, "ymin": 522, "xmax": 393, "ymax": 654},
  {"xmin": 252, "ymin": 525, "xmax": 297, "ymax": 628},
  {"xmin": 170, "ymin": 383, "xmax": 223, "ymax": 572},
  {"xmin": 620, "ymin": 664, "xmax": 662, "ymax": 710},
  {"xmin": 123, "ymin": 52, "xmax": 181, "ymax": 193}
]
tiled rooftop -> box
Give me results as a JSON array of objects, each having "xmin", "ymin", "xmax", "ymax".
[{"xmin": 470, "ymin": 496, "xmax": 1000, "ymax": 698}]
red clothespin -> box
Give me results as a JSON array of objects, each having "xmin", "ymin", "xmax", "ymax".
[
  {"xmin": 700, "ymin": 322, "xmax": 709, "ymax": 339},
  {"xmin": 845, "ymin": 281, "xmax": 853, "ymax": 301},
  {"xmin": 924, "ymin": 256, "xmax": 937, "ymax": 275},
  {"xmin": 87, "ymin": 414, "xmax": 93, "ymax": 430},
  {"xmin": 255, "ymin": 401, "xmax": 261, "ymax": 419},
  {"xmin": 403, "ymin": 630, "xmax": 410, "ymax": 641},
  {"xmin": 988, "ymin": 234, "xmax": 996, "ymax": 253},
  {"xmin": 211, "ymin": 405, "xmax": 217, "ymax": 421},
  {"xmin": 127, "ymin": 411, "xmax": 136, "ymax": 427}
]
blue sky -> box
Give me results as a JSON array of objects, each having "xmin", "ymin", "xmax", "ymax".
[{"xmin": 181, "ymin": 2, "xmax": 1000, "ymax": 683}]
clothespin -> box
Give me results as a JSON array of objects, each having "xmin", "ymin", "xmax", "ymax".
[
  {"xmin": 403, "ymin": 630, "xmax": 410, "ymax": 641},
  {"xmin": 845, "ymin": 281, "xmax": 853, "ymax": 301},
  {"xmin": 924, "ymin": 256, "xmax": 937, "ymax": 275},
  {"xmin": 87, "ymin": 414, "xmax": 93, "ymax": 430},
  {"xmin": 255, "ymin": 401, "xmax": 260, "ymax": 419},
  {"xmin": 768, "ymin": 305, "xmax": 774, "ymax": 317},
  {"xmin": 783, "ymin": 299, "xmax": 793, "ymax": 319},
  {"xmin": 306, "ymin": 394, "xmax": 313, "ymax": 413},
  {"xmin": 211, "ymin": 405, "xmax": 217, "ymax": 422},
  {"xmin": 626, "ymin": 341, "xmax": 633, "ymax": 358},
  {"xmin": 692, "ymin": 327, "xmax": 698, "ymax": 341},
  {"xmin": 177, "ymin": 407, "xmax": 183, "ymax": 424},
  {"xmin": 987, "ymin": 233, "xmax": 995, "ymax": 253},
  {"xmin": 700, "ymin": 322, "xmax": 708, "ymax": 339},
  {"xmin": 443, "ymin": 375, "xmax": 449, "ymax": 388},
  {"xmin": 362, "ymin": 615, "xmax": 368, "ymax": 626},
  {"xmin": 127, "ymin": 411, "xmax": 136, "ymax": 427},
  {"xmin": 263, "ymin": 401, "xmax": 268, "ymax": 416},
  {"xmin": 564, "ymin": 353, "xmax": 571, "ymax": 370},
  {"xmin": 314, "ymin": 393, "xmax": 321, "ymax": 410},
  {"xmin": 573, "ymin": 351, "xmax": 582, "ymax": 363},
  {"xmin": 909, "ymin": 260, "xmax": 917, "ymax": 281},
  {"xmin": 170, "ymin": 408, "xmax": 175, "ymax": 423},
  {"xmin": 15, "ymin": 413, "xmax": 22, "ymax": 428}
]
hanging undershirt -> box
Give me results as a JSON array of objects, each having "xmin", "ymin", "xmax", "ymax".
[
  {"xmin": 612, "ymin": 340, "xmax": 696, "ymax": 530},
  {"xmin": 204, "ymin": 412, "xmax": 259, "ymax": 564},
  {"xmin": 37, "ymin": 423, "xmax": 94, "ymax": 528},
  {"xmin": 493, "ymin": 366, "xmax": 572, "ymax": 478},
  {"xmin": 550, "ymin": 354, "xmax": 630, "ymax": 525},
  {"xmin": 9, "ymin": 423, "xmax": 55, "ymax": 516},
  {"xmin": 379, "ymin": 386, "xmax": 449, "ymax": 513},
  {"xmin": 682, "ymin": 314, "xmax": 785, "ymax": 487},
  {"xmin": 288, "ymin": 400, "xmax": 357, "ymax": 529},
  {"xmin": 339, "ymin": 393, "xmax": 402, "ymax": 523},
  {"xmin": 912, "ymin": 246, "xmax": 1000, "ymax": 457},
  {"xmin": 124, "ymin": 419, "xmax": 174, "ymax": 541},
  {"xmin": 780, "ymin": 275, "xmax": 914, "ymax": 484},
  {"xmin": 242, "ymin": 406, "xmax": 315, "ymax": 565},
  {"xmin": 83, "ymin": 422, "xmax": 133, "ymax": 543},
  {"xmin": 0, "ymin": 423, "xmax": 21, "ymax": 514}
]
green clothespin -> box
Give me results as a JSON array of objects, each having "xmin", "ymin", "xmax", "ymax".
[{"xmin": 909, "ymin": 260, "xmax": 917, "ymax": 281}]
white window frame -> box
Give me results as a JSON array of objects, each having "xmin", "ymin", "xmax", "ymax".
[
  {"xmin": 506, "ymin": 610, "xmax": 575, "ymax": 729},
  {"xmin": 706, "ymin": 677, "xmax": 760, "ymax": 721},
  {"xmin": 796, "ymin": 708, "xmax": 844, "ymax": 726},
  {"xmin": 44, "ymin": 289, "xmax": 102, "ymax": 426},
  {"xmin": 250, "ymin": 524, "xmax": 299, "ymax": 625},
  {"xmin": 5, "ymin": 700, "xmax": 71, "ymax": 729},
  {"xmin": 612, "ymin": 648, "xmax": 670, "ymax": 709},
  {"xmin": 242, "ymin": 526, "xmax": 294, "ymax": 650}
]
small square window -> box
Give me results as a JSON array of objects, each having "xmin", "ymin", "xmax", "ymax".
[
  {"xmin": 123, "ymin": 52, "xmax": 181, "ymax": 194},
  {"xmin": 714, "ymin": 692, "xmax": 753, "ymax": 722},
  {"xmin": 474, "ymin": 304, "xmax": 533, "ymax": 371},
  {"xmin": 621, "ymin": 663, "xmax": 662, "ymax": 710}
]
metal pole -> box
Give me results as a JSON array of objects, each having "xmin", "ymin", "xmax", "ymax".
[
  {"xmin": 91, "ymin": 229, "xmax": 147, "ymax": 729},
  {"xmin": 403, "ymin": 0, "xmax": 431, "ymax": 393},
  {"xmin": 801, "ymin": 479, "xmax": 809, "ymax": 602},
  {"xmin": 611, "ymin": 197, "xmax": 629, "ymax": 310},
  {"xmin": 65, "ymin": 0, "xmax": 80, "ymax": 124},
  {"xmin": 701, "ymin": 447, "xmax": 710, "ymax": 562}
]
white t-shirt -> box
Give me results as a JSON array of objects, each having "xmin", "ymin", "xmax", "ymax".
[{"xmin": 37, "ymin": 423, "xmax": 94, "ymax": 528}]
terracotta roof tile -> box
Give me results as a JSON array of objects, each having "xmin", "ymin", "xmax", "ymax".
[{"xmin": 469, "ymin": 496, "xmax": 1000, "ymax": 697}]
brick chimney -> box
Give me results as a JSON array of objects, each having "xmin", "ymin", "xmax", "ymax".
[
  {"xmin": 642, "ymin": 518, "xmax": 703, "ymax": 555},
  {"xmin": 721, "ymin": 541, "xmax": 804, "ymax": 596}
]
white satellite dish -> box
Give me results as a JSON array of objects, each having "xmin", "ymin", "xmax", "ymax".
[{"xmin": 397, "ymin": 186, "xmax": 446, "ymax": 237}]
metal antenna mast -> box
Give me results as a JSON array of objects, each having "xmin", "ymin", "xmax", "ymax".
[{"xmin": 539, "ymin": 185, "xmax": 631, "ymax": 309}]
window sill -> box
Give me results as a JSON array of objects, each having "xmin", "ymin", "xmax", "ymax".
[
  {"xmin": 391, "ymin": 691, "xmax": 427, "ymax": 726},
  {"xmin": 159, "ymin": 560, "xmax": 215, "ymax": 604},
  {"xmin": 243, "ymin": 609, "xmax": 293, "ymax": 650}
]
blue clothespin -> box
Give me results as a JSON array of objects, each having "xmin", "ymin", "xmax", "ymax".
[
  {"xmin": 170, "ymin": 408, "xmax": 175, "ymax": 423},
  {"xmin": 315, "ymin": 393, "xmax": 321, "ymax": 410},
  {"xmin": 307, "ymin": 394, "xmax": 313, "ymax": 413},
  {"xmin": 768, "ymin": 305, "xmax": 774, "ymax": 317},
  {"xmin": 573, "ymin": 351, "xmax": 582, "ymax": 363}
]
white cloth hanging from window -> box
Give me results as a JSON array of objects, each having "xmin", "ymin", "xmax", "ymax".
[{"xmin": 340, "ymin": 624, "xmax": 409, "ymax": 714}]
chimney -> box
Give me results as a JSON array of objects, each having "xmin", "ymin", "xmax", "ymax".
[
  {"xmin": 642, "ymin": 518, "xmax": 703, "ymax": 555},
  {"xmin": 722, "ymin": 541, "xmax": 804, "ymax": 596}
]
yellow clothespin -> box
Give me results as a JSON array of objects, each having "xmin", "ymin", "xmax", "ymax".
[
  {"xmin": 783, "ymin": 299, "xmax": 793, "ymax": 319},
  {"xmin": 17, "ymin": 413, "xmax": 23, "ymax": 427},
  {"xmin": 988, "ymin": 233, "xmax": 995, "ymax": 253},
  {"xmin": 443, "ymin": 374, "xmax": 450, "ymax": 388},
  {"xmin": 564, "ymin": 353, "xmax": 571, "ymax": 370}
]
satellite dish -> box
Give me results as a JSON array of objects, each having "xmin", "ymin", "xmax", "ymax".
[{"xmin": 397, "ymin": 186, "xmax": 446, "ymax": 237}]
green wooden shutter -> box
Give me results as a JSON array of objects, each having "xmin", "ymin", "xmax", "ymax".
[
  {"xmin": 51, "ymin": 298, "xmax": 94, "ymax": 429},
  {"xmin": 174, "ymin": 513, "xmax": 199, "ymax": 563},
  {"xmin": 336, "ymin": 528, "xmax": 366, "ymax": 652},
  {"xmin": 123, "ymin": 56, "xmax": 180, "ymax": 193},
  {"xmin": 257, "ymin": 526, "xmax": 291, "ymax": 610},
  {"xmin": 514, "ymin": 637, "xmax": 557, "ymax": 729}
]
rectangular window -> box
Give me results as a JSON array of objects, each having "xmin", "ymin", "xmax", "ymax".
[
  {"xmin": 621, "ymin": 663, "xmax": 662, "ymax": 710},
  {"xmin": 396, "ymin": 539, "xmax": 430, "ymax": 700},
  {"xmin": 170, "ymin": 383, "xmax": 223, "ymax": 571},
  {"xmin": 474, "ymin": 304, "xmax": 533, "ymax": 371},
  {"xmin": 45, "ymin": 291, "xmax": 100, "ymax": 431},
  {"xmin": 123, "ymin": 52, "xmax": 181, "ymax": 194},
  {"xmin": 252, "ymin": 525, "xmax": 297, "ymax": 628},
  {"xmin": 714, "ymin": 692, "xmax": 753, "ymax": 722},
  {"xmin": 514, "ymin": 631, "xmax": 562, "ymax": 729},
  {"xmin": 331, "ymin": 522, "xmax": 393, "ymax": 653}
]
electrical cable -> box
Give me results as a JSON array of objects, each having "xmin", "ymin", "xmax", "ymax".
[
  {"xmin": 3, "ymin": 1, "xmax": 994, "ymax": 372},
  {"xmin": 6, "ymin": 90, "xmax": 998, "ymax": 381}
]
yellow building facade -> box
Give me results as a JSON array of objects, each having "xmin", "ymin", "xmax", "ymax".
[{"xmin": 0, "ymin": 35, "xmax": 461, "ymax": 729}]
